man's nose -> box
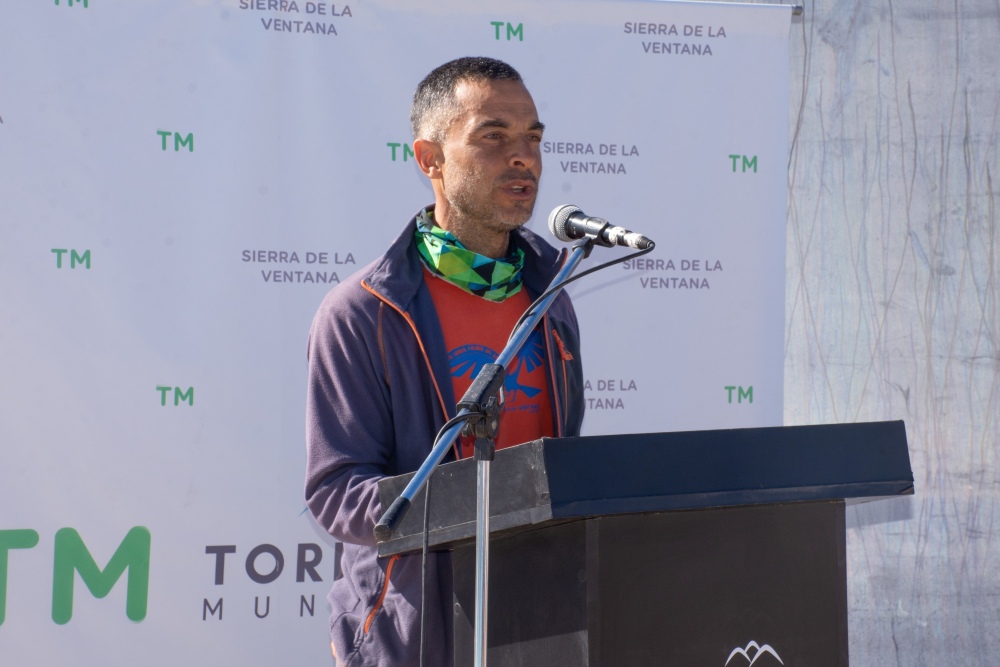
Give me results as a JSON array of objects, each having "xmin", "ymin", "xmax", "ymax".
[{"xmin": 509, "ymin": 136, "xmax": 540, "ymax": 170}]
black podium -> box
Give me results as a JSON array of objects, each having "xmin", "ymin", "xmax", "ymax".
[{"xmin": 378, "ymin": 421, "xmax": 913, "ymax": 667}]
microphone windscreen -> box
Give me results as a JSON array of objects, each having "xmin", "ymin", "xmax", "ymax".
[{"xmin": 548, "ymin": 204, "xmax": 582, "ymax": 242}]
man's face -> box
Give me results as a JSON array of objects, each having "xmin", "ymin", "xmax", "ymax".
[{"xmin": 437, "ymin": 79, "xmax": 544, "ymax": 237}]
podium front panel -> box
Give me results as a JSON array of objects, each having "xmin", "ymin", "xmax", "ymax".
[{"xmin": 452, "ymin": 501, "xmax": 847, "ymax": 667}]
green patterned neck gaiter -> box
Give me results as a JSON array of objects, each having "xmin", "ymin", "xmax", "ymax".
[{"xmin": 414, "ymin": 209, "xmax": 525, "ymax": 302}]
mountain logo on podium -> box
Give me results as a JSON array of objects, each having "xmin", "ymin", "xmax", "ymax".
[{"xmin": 725, "ymin": 641, "xmax": 783, "ymax": 666}]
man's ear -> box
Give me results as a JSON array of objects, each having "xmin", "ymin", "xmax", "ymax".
[{"xmin": 413, "ymin": 138, "xmax": 444, "ymax": 179}]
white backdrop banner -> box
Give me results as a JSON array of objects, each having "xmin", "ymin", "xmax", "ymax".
[{"xmin": 0, "ymin": 0, "xmax": 791, "ymax": 664}]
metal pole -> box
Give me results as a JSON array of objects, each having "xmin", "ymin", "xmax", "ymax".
[{"xmin": 474, "ymin": 457, "xmax": 491, "ymax": 667}]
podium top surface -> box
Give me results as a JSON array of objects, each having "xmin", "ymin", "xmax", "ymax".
[{"xmin": 377, "ymin": 420, "xmax": 913, "ymax": 556}]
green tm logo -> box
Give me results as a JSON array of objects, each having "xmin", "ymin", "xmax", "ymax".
[
  {"xmin": 491, "ymin": 21, "xmax": 523, "ymax": 41},
  {"xmin": 724, "ymin": 385, "xmax": 753, "ymax": 404},
  {"xmin": 157, "ymin": 385, "xmax": 194, "ymax": 406},
  {"xmin": 0, "ymin": 530, "xmax": 38, "ymax": 624},
  {"xmin": 729, "ymin": 154, "xmax": 757, "ymax": 173},
  {"xmin": 158, "ymin": 130, "xmax": 194, "ymax": 152},
  {"xmin": 386, "ymin": 142, "xmax": 414, "ymax": 162},
  {"xmin": 51, "ymin": 248, "xmax": 91, "ymax": 269},
  {"xmin": 0, "ymin": 527, "xmax": 151, "ymax": 625},
  {"xmin": 55, "ymin": 0, "xmax": 89, "ymax": 6}
]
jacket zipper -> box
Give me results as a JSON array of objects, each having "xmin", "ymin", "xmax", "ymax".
[
  {"xmin": 542, "ymin": 317, "xmax": 569, "ymax": 437},
  {"xmin": 362, "ymin": 554, "xmax": 399, "ymax": 633},
  {"xmin": 550, "ymin": 325, "xmax": 574, "ymax": 432}
]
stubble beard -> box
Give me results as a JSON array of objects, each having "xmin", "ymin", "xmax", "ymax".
[{"xmin": 443, "ymin": 165, "xmax": 538, "ymax": 239}]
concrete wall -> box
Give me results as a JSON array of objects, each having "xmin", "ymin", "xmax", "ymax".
[{"xmin": 783, "ymin": 2, "xmax": 999, "ymax": 664}]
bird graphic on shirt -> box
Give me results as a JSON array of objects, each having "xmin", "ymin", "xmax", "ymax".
[{"xmin": 448, "ymin": 331, "xmax": 545, "ymax": 403}]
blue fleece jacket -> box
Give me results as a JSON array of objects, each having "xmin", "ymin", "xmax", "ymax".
[{"xmin": 305, "ymin": 210, "xmax": 585, "ymax": 666}]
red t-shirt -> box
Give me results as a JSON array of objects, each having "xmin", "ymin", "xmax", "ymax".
[{"xmin": 423, "ymin": 268, "xmax": 555, "ymax": 459}]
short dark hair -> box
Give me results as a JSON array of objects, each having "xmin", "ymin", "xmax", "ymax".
[{"xmin": 410, "ymin": 57, "xmax": 524, "ymax": 141}]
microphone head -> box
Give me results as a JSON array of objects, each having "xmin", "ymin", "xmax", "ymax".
[{"xmin": 548, "ymin": 204, "xmax": 582, "ymax": 242}]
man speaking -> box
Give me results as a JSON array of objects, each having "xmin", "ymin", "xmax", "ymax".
[{"xmin": 305, "ymin": 57, "xmax": 585, "ymax": 666}]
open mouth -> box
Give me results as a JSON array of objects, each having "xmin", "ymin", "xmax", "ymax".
[{"xmin": 505, "ymin": 182, "xmax": 535, "ymax": 197}]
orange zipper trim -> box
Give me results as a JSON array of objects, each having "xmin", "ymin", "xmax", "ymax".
[
  {"xmin": 363, "ymin": 554, "xmax": 399, "ymax": 633},
  {"xmin": 550, "ymin": 328, "xmax": 574, "ymax": 361},
  {"xmin": 550, "ymin": 328, "xmax": 574, "ymax": 427},
  {"xmin": 361, "ymin": 280, "xmax": 459, "ymax": 459},
  {"xmin": 544, "ymin": 317, "xmax": 565, "ymax": 437},
  {"xmin": 539, "ymin": 250, "xmax": 575, "ymax": 437}
]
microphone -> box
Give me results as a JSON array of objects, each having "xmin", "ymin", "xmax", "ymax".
[{"xmin": 547, "ymin": 205, "xmax": 654, "ymax": 250}]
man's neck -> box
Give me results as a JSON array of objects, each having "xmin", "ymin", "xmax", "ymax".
[{"xmin": 433, "ymin": 208, "xmax": 511, "ymax": 259}]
